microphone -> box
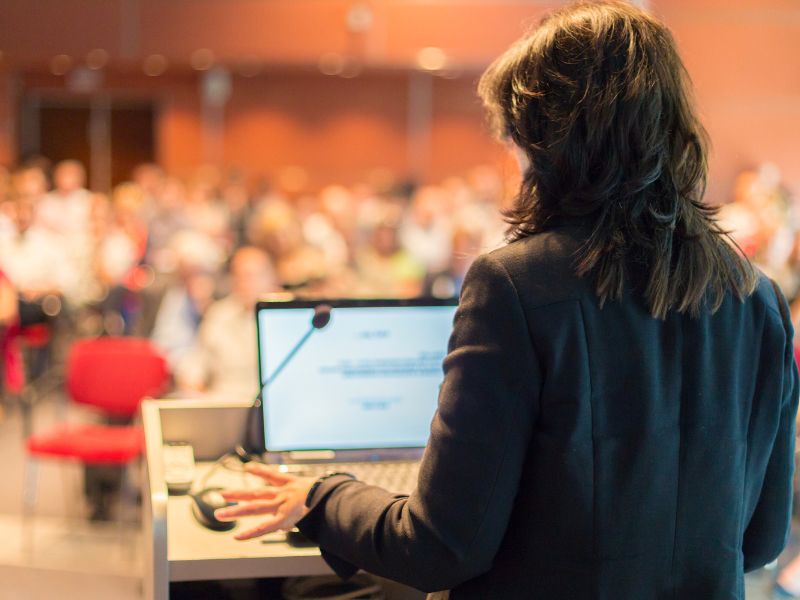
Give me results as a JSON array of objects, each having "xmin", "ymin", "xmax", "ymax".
[
  {"xmin": 258, "ymin": 303, "xmax": 331, "ymax": 399},
  {"xmin": 311, "ymin": 304, "xmax": 332, "ymax": 330},
  {"xmin": 238, "ymin": 304, "xmax": 332, "ymax": 459}
]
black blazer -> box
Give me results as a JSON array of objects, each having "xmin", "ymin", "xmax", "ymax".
[{"xmin": 297, "ymin": 223, "xmax": 799, "ymax": 599}]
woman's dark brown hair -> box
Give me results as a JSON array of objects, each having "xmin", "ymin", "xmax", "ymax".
[{"xmin": 478, "ymin": 0, "xmax": 757, "ymax": 319}]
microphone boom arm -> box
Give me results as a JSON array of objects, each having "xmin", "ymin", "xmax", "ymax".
[{"xmin": 259, "ymin": 325, "xmax": 314, "ymax": 399}]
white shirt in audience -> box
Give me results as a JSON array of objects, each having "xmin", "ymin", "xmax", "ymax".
[
  {"xmin": 150, "ymin": 286, "xmax": 203, "ymax": 370},
  {"xmin": 177, "ymin": 295, "xmax": 258, "ymax": 401},
  {"xmin": 0, "ymin": 225, "xmax": 75, "ymax": 297},
  {"xmin": 36, "ymin": 188, "xmax": 92, "ymax": 237}
]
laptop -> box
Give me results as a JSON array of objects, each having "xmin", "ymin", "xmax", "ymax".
[{"xmin": 255, "ymin": 297, "xmax": 458, "ymax": 494}]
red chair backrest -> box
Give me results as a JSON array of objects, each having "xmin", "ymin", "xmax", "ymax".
[{"xmin": 66, "ymin": 337, "xmax": 169, "ymax": 418}]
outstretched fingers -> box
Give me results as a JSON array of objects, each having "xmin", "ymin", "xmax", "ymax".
[
  {"xmin": 244, "ymin": 463, "xmax": 296, "ymax": 486},
  {"xmin": 215, "ymin": 497, "xmax": 284, "ymax": 521},
  {"xmin": 220, "ymin": 488, "xmax": 279, "ymax": 502}
]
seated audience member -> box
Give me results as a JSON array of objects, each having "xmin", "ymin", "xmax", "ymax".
[
  {"xmin": 424, "ymin": 225, "xmax": 483, "ymax": 298},
  {"xmin": 451, "ymin": 170, "xmax": 507, "ymax": 253},
  {"xmin": 220, "ymin": 170, "xmax": 255, "ymax": 251},
  {"xmin": 400, "ymin": 185, "xmax": 453, "ymax": 278},
  {"xmin": 150, "ymin": 231, "xmax": 222, "ymax": 370},
  {"xmin": 131, "ymin": 162, "xmax": 165, "ymax": 218},
  {"xmin": 718, "ymin": 165, "xmax": 798, "ymax": 296},
  {"xmin": 35, "ymin": 160, "xmax": 92, "ymax": 238},
  {"xmin": 177, "ymin": 247, "xmax": 279, "ymax": 399},
  {"xmin": 30, "ymin": 161, "xmax": 98, "ymax": 305},
  {"xmin": 301, "ymin": 194, "xmax": 351, "ymax": 275},
  {"xmin": 357, "ymin": 218, "xmax": 425, "ymax": 298},
  {"xmin": 249, "ymin": 201, "xmax": 327, "ymax": 289},
  {"xmin": 95, "ymin": 184, "xmax": 150, "ymax": 333},
  {"xmin": 145, "ymin": 176, "xmax": 191, "ymax": 273},
  {"xmin": 185, "ymin": 168, "xmax": 230, "ymax": 254},
  {"xmin": 0, "ymin": 177, "xmax": 67, "ymax": 302},
  {"xmin": 96, "ymin": 183, "xmax": 148, "ymax": 287},
  {"xmin": 318, "ymin": 185, "xmax": 359, "ymax": 259}
]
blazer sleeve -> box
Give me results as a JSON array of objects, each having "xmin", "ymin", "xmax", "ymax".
[
  {"xmin": 296, "ymin": 253, "xmax": 541, "ymax": 592},
  {"xmin": 742, "ymin": 287, "xmax": 799, "ymax": 572}
]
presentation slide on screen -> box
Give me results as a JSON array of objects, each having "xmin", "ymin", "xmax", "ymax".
[{"xmin": 259, "ymin": 306, "xmax": 456, "ymax": 451}]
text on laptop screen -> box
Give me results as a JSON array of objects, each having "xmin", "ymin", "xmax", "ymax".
[{"xmin": 258, "ymin": 304, "xmax": 457, "ymax": 451}]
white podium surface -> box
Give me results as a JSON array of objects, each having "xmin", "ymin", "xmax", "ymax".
[
  {"xmin": 166, "ymin": 463, "xmax": 328, "ymax": 581},
  {"xmin": 141, "ymin": 398, "xmax": 331, "ymax": 600}
]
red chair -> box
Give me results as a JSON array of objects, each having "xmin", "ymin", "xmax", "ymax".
[{"xmin": 23, "ymin": 337, "xmax": 169, "ymax": 543}]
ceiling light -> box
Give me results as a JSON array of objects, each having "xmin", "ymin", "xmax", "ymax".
[
  {"xmin": 346, "ymin": 2, "xmax": 373, "ymax": 33},
  {"xmin": 416, "ymin": 47, "xmax": 447, "ymax": 72},
  {"xmin": 143, "ymin": 54, "xmax": 168, "ymax": 76},
  {"xmin": 50, "ymin": 54, "xmax": 73, "ymax": 75},
  {"xmin": 191, "ymin": 48, "xmax": 215, "ymax": 71},
  {"xmin": 318, "ymin": 53, "xmax": 345, "ymax": 76},
  {"xmin": 86, "ymin": 48, "xmax": 109, "ymax": 70},
  {"xmin": 339, "ymin": 59, "xmax": 362, "ymax": 79}
]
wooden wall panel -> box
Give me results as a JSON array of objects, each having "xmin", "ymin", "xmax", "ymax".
[
  {"xmin": 653, "ymin": 0, "xmax": 800, "ymax": 203},
  {"xmin": 2, "ymin": 0, "xmax": 798, "ymax": 203}
]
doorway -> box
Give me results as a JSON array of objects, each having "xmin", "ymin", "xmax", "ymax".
[{"xmin": 18, "ymin": 96, "xmax": 156, "ymax": 192}]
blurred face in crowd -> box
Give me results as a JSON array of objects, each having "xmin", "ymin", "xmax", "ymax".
[
  {"xmin": 294, "ymin": 195, "xmax": 319, "ymax": 222},
  {"xmin": 185, "ymin": 270, "xmax": 217, "ymax": 315},
  {"xmin": 53, "ymin": 161, "xmax": 86, "ymax": 195},
  {"xmin": 132, "ymin": 163, "xmax": 164, "ymax": 198},
  {"xmin": 89, "ymin": 193, "xmax": 111, "ymax": 239},
  {"xmin": 372, "ymin": 222, "xmax": 401, "ymax": 257},
  {"xmin": 13, "ymin": 166, "xmax": 48, "ymax": 200},
  {"xmin": 112, "ymin": 183, "xmax": 146, "ymax": 226},
  {"xmin": 250, "ymin": 202, "xmax": 304, "ymax": 258},
  {"xmin": 11, "ymin": 197, "xmax": 35, "ymax": 233},
  {"xmin": 733, "ymin": 169, "xmax": 787, "ymax": 243},
  {"xmin": 187, "ymin": 181, "xmax": 215, "ymax": 206},
  {"xmin": 320, "ymin": 185, "xmax": 354, "ymax": 233},
  {"xmin": 230, "ymin": 246, "xmax": 278, "ymax": 309},
  {"xmin": 467, "ymin": 165, "xmax": 504, "ymax": 204},
  {"xmin": 451, "ymin": 227, "xmax": 482, "ymax": 274},
  {"xmin": 411, "ymin": 186, "xmax": 447, "ymax": 228},
  {"xmin": 222, "ymin": 180, "xmax": 249, "ymax": 214},
  {"xmin": 160, "ymin": 177, "xmax": 187, "ymax": 212}
]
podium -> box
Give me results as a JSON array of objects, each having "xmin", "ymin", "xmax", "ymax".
[{"xmin": 141, "ymin": 398, "xmax": 331, "ymax": 600}]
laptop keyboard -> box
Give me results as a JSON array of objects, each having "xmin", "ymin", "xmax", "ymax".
[{"xmin": 283, "ymin": 461, "xmax": 420, "ymax": 495}]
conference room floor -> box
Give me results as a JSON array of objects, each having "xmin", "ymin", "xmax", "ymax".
[{"xmin": 0, "ymin": 393, "xmax": 790, "ymax": 600}]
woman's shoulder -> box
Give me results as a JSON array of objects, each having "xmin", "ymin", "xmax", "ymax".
[
  {"xmin": 486, "ymin": 226, "xmax": 586, "ymax": 278},
  {"xmin": 750, "ymin": 270, "xmax": 791, "ymax": 329},
  {"xmin": 470, "ymin": 227, "xmax": 591, "ymax": 310}
]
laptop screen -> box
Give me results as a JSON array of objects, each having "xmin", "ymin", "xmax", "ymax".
[{"xmin": 256, "ymin": 299, "xmax": 458, "ymax": 452}]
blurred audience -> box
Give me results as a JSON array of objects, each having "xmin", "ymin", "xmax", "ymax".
[
  {"xmin": 249, "ymin": 199, "xmax": 328, "ymax": 289},
  {"xmin": 717, "ymin": 163, "xmax": 800, "ymax": 332},
  {"xmin": 5, "ymin": 154, "xmax": 798, "ymax": 534},
  {"xmin": 176, "ymin": 246, "xmax": 279, "ymax": 398},
  {"xmin": 0, "ymin": 155, "xmax": 506, "ymax": 402},
  {"xmin": 357, "ymin": 217, "xmax": 425, "ymax": 298},
  {"xmin": 149, "ymin": 230, "xmax": 222, "ymax": 370},
  {"xmin": 3, "ymin": 155, "xmax": 800, "ymax": 404},
  {"xmin": 36, "ymin": 160, "xmax": 92, "ymax": 238}
]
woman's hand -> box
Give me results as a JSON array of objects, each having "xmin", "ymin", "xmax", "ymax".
[{"xmin": 215, "ymin": 462, "xmax": 316, "ymax": 541}]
